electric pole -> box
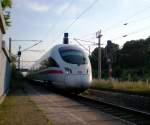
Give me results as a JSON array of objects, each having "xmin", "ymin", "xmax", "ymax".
[
  {"xmin": 9, "ymin": 37, "xmax": 11, "ymax": 57},
  {"xmin": 96, "ymin": 30, "xmax": 102, "ymax": 80},
  {"xmin": 17, "ymin": 46, "xmax": 21, "ymax": 71},
  {"xmin": 88, "ymin": 46, "xmax": 91, "ymax": 56},
  {"xmin": 106, "ymin": 40, "xmax": 113, "ymax": 81}
]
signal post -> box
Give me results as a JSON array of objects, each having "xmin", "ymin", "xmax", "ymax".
[{"xmin": 96, "ymin": 30, "xmax": 102, "ymax": 80}]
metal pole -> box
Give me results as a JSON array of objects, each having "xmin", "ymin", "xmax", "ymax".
[
  {"xmin": 109, "ymin": 62, "xmax": 112, "ymax": 81},
  {"xmin": 107, "ymin": 40, "xmax": 113, "ymax": 81},
  {"xmin": 18, "ymin": 46, "xmax": 21, "ymax": 71},
  {"xmin": 98, "ymin": 36, "xmax": 101, "ymax": 80},
  {"xmin": 9, "ymin": 37, "xmax": 11, "ymax": 56},
  {"xmin": 88, "ymin": 46, "xmax": 90, "ymax": 56},
  {"xmin": 96, "ymin": 30, "xmax": 102, "ymax": 80},
  {"xmin": 18, "ymin": 57, "xmax": 20, "ymax": 71}
]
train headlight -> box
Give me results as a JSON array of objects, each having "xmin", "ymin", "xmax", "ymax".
[{"xmin": 65, "ymin": 68, "xmax": 72, "ymax": 74}]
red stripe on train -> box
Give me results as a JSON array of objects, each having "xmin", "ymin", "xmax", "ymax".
[
  {"xmin": 47, "ymin": 70, "xmax": 63, "ymax": 74},
  {"xmin": 40, "ymin": 70, "xmax": 63, "ymax": 74}
]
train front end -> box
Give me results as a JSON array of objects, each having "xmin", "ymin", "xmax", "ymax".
[{"xmin": 59, "ymin": 45, "xmax": 92, "ymax": 93}]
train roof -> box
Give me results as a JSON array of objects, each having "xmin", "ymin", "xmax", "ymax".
[
  {"xmin": 52, "ymin": 44, "xmax": 83, "ymax": 50},
  {"xmin": 30, "ymin": 44, "xmax": 85, "ymax": 69}
]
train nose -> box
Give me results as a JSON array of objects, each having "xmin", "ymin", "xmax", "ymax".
[{"xmin": 65, "ymin": 74, "xmax": 92, "ymax": 91}]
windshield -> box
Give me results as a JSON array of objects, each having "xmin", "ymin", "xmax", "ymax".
[{"xmin": 59, "ymin": 47, "xmax": 88, "ymax": 65}]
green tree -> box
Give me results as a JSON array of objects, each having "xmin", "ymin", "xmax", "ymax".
[
  {"xmin": 1, "ymin": 0, "xmax": 12, "ymax": 26},
  {"xmin": 89, "ymin": 42, "xmax": 119, "ymax": 78},
  {"xmin": 90, "ymin": 37, "xmax": 150, "ymax": 80}
]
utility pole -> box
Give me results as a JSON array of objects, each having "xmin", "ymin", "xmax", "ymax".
[
  {"xmin": 108, "ymin": 58, "xmax": 112, "ymax": 81},
  {"xmin": 96, "ymin": 30, "xmax": 102, "ymax": 80},
  {"xmin": 88, "ymin": 46, "xmax": 90, "ymax": 56},
  {"xmin": 9, "ymin": 37, "xmax": 11, "ymax": 57},
  {"xmin": 106, "ymin": 40, "xmax": 113, "ymax": 81},
  {"xmin": 11, "ymin": 39, "xmax": 44, "ymax": 71},
  {"xmin": 17, "ymin": 46, "xmax": 21, "ymax": 71}
]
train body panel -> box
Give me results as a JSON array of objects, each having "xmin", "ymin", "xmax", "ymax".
[{"xmin": 27, "ymin": 44, "xmax": 92, "ymax": 93}]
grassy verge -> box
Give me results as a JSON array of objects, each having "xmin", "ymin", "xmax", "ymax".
[
  {"xmin": 0, "ymin": 79, "xmax": 52, "ymax": 125},
  {"xmin": 91, "ymin": 79, "xmax": 150, "ymax": 95}
]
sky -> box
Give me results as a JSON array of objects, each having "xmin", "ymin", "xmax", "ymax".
[{"xmin": 4, "ymin": 0, "xmax": 150, "ymax": 68}]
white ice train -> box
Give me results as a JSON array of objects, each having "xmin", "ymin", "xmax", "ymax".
[{"xmin": 27, "ymin": 44, "xmax": 92, "ymax": 93}]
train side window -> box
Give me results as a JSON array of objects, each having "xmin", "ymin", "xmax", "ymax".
[
  {"xmin": 39, "ymin": 60, "xmax": 48, "ymax": 69},
  {"xmin": 39, "ymin": 57, "xmax": 59, "ymax": 70},
  {"xmin": 48, "ymin": 57, "xmax": 59, "ymax": 67}
]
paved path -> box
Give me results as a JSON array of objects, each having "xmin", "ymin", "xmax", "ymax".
[{"xmin": 24, "ymin": 82, "xmax": 130, "ymax": 125}]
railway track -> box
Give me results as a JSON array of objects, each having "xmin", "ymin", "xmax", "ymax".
[
  {"xmin": 29, "ymin": 82, "xmax": 150, "ymax": 125},
  {"xmin": 71, "ymin": 94, "xmax": 150, "ymax": 125}
]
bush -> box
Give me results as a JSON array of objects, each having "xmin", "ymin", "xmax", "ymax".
[{"xmin": 91, "ymin": 79, "xmax": 150, "ymax": 94}]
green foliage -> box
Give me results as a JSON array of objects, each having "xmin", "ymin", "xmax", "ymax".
[
  {"xmin": 1, "ymin": 0, "xmax": 12, "ymax": 27},
  {"xmin": 90, "ymin": 36, "xmax": 150, "ymax": 81},
  {"xmin": 91, "ymin": 80, "xmax": 150, "ymax": 94},
  {"xmin": 4, "ymin": 11, "xmax": 11, "ymax": 26},
  {"xmin": 11, "ymin": 55, "xmax": 24, "ymax": 81},
  {"xmin": 1, "ymin": 0, "xmax": 12, "ymax": 8},
  {"xmin": 11, "ymin": 65, "xmax": 24, "ymax": 81},
  {"xmin": 113, "ymin": 66, "xmax": 122, "ymax": 78}
]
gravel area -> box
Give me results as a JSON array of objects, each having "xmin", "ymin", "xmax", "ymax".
[
  {"xmin": 24, "ymin": 82, "xmax": 130, "ymax": 125},
  {"xmin": 87, "ymin": 89, "xmax": 150, "ymax": 113},
  {"xmin": 0, "ymin": 80, "xmax": 50, "ymax": 125}
]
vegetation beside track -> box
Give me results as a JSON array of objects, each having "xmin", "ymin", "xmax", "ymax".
[
  {"xmin": 90, "ymin": 37, "xmax": 150, "ymax": 81},
  {"xmin": 0, "ymin": 76, "xmax": 52, "ymax": 125},
  {"xmin": 91, "ymin": 79, "xmax": 150, "ymax": 95}
]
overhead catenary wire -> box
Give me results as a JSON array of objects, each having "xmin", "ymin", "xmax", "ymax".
[
  {"xmin": 40, "ymin": 0, "xmax": 76, "ymax": 51},
  {"xmin": 11, "ymin": 40, "xmax": 43, "ymax": 42},
  {"xmin": 40, "ymin": 1, "xmax": 63, "ymax": 39},
  {"xmin": 122, "ymin": 25, "xmax": 150, "ymax": 38},
  {"xmin": 63, "ymin": 0, "xmax": 100, "ymax": 32},
  {"xmin": 47, "ymin": 0, "xmax": 100, "ymax": 49},
  {"xmin": 103, "ymin": 5, "xmax": 150, "ymax": 33},
  {"xmin": 74, "ymin": 38, "xmax": 96, "ymax": 44},
  {"xmin": 41, "ymin": 0, "xmax": 150, "ymax": 47},
  {"xmin": 76, "ymin": 4, "xmax": 150, "ymax": 39},
  {"xmin": 15, "ymin": 0, "xmax": 101, "ymax": 69},
  {"xmin": 124, "ymin": 5, "xmax": 150, "ymax": 23},
  {"xmin": 79, "ymin": 24, "xmax": 150, "ymax": 55},
  {"xmin": 13, "ymin": 40, "xmax": 45, "ymax": 58},
  {"xmin": 19, "ymin": 1, "xmax": 150, "ymax": 69},
  {"xmin": 42, "ymin": 0, "xmax": 74, "ymax": 40},
  {"xmin": 123, "ymin": 15, "xmax": 150, "ymax": 26},
  {"xmin": 37, "ymin": 0, "xmax": 150, "ymax": 63},
  {"xmin": 73, "ymin": 39, "xmax": 97, "ymax": 60},
  {"xmin": 22, "ymin": 0, "xmax": 99, "ymax": 67},
  {"xmin": 77, "ymin": 32, "xmax": 96, "ymax": 38},
  {"xmin": 75, "ymin": 17, "xmax": 150, "ymax": 52},
  {"xmin": 74, "ymin": 39, "xmax": 90, "ymax": 52},
  {"xmin": 102, "ymin": 24, "xmax": 150, "ymax": 45},
  {"xmin": 21, "ymin": 40, "xmax": 44, "ymax": 52},
  {"xmin": 23, "ymin": 50, "xmax": 45, "ymax": 52}
]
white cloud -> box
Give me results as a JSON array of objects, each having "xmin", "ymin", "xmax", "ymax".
[
  {"xmin": 14, "ymin": 0, "xmax": 50, "ymax": 12},
  {"xmin": 22, "ymin": 17, "xmax": 52, "ymax": 28},
  {"xmin": 118, "ymin": 0, "xmax": 132, "ymax": 11},
  {"xmin": 55, "ymin": 1, "xmax": 82, "ymax": 16},
  {"xmin": 56, "ymin": 2, "xmax": 70, "ymax": 15},
  {"xmin": 28, "ymin": 1, "xmax": 50, "ymax": 12}
]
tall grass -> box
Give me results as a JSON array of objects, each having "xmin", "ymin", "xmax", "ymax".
[{"xmin": 91, "ymin": 79, "xmax": 150, "ymax": 94}]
